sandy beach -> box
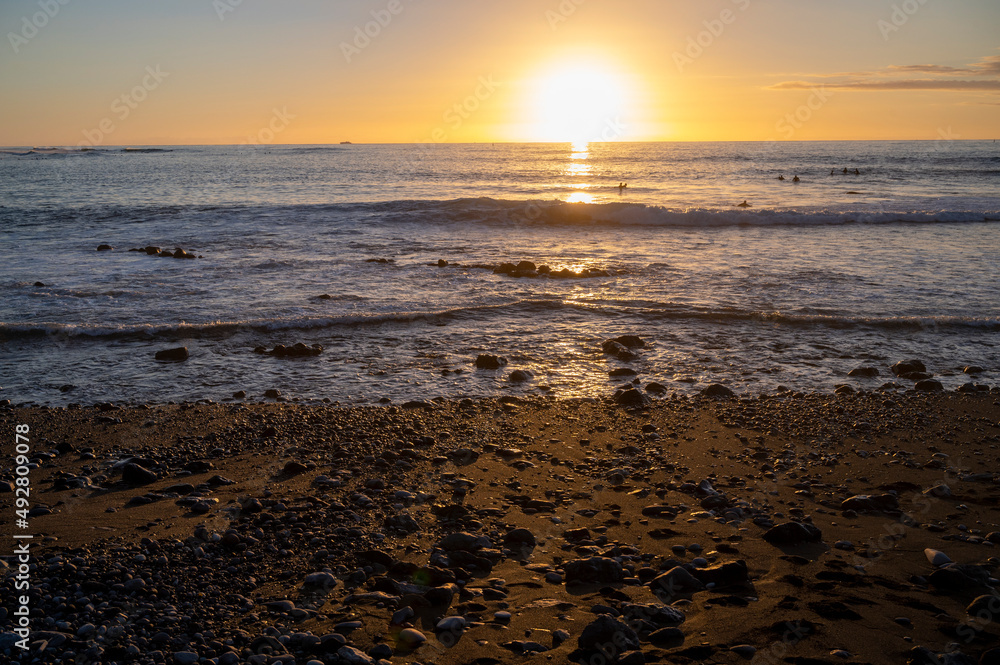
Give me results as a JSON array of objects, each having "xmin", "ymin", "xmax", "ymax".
[{"xmin": 3, "ymin": 389, "xmax": 1000, "ymax": 664}]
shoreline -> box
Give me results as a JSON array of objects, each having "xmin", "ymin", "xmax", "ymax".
[{"xmin": 3, "ymin": 391, "xmax": 1000, "ymax": 664}]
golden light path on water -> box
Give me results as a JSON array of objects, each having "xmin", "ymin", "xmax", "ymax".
[{"xmin": 565, "ymin": 141, "xmax": 596, "ymax": 203}]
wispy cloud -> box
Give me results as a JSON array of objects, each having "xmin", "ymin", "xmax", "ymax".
[
  {"xmin": 770, "ymin": 50, "xmax": 1000, "ymax": 94},
  {"xmin": 771, "ymin": 79, "xmax": 1000, "ymax": 91}
]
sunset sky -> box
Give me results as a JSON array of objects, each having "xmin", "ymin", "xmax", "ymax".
[{"xmin": 1, "ymin": 0, "xmax": 998, "ymax": 146}]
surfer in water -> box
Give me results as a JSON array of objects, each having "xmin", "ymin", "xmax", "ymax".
[
  {"xmin": 792, "ymin": 175, "xmax": 800, "ymax": 182},
  {"xmin": 618, "ymin": 182, "xmax": 628, "ymax": 191},
  {"xmin": 737, "ymin": 200, "xmax": 751, "ymax": 207},
  {"xmin": 777, "ymin": 175, "xmax": 785, "ymax": 180}
]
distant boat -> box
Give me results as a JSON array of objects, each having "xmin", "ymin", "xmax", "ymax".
[{"xmin": 340, "ymin": 141, "xmax": 352, "ymax": 145}]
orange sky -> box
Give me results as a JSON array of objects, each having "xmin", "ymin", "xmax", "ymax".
[{"xmin": 1, "ymin": 0, "xmax": 998, "ymax": 145}]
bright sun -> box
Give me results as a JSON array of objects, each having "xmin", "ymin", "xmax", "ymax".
[{"xmin": 532, "ymin": 62, "xmax": 630, "ymax": 143}]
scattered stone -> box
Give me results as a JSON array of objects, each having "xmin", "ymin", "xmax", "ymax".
[
  {"xmin": 848, "ymin": 367, "xmax": 879, "ymax": 377},
  {"xmin": 841, "ymin": 494, "xmax": 900, "ymax": 513},
  {"xmin": 396, "ymin": 628, "xmax": 426, "ymax": 648},
  {"xmin": 574, "ymin": 616, "xmax": 640, "ymax": 660},
  {"xmin": 255, "ymin": 343, "xmax": 323, "ymax": 357},
  {"xmin": 701, "ymin": 384, "xmax": 735, "ymax": 398},
  {"xmin": 564, "ymin": 557, "xmax": 624, "ymax": 585},
  {"xmin": 509, "ymin": 369, "xmax": 532, "ymax": 382},
  {"xmin": 122, "ymin": 463, "xmax": 157, "ymax": 486},
  {"xmin": 154, "ymin": 347, "xmax": 189, "ymax": 362},
  {"xmin": 613, "ymin": 387, "xmax": 648, "ymax": 407},
  {"xmin": 475, "ymin": 354, "xmax": 507, "ymax": 370},
  {"xmin": 915, "ymin": 379, "xmax": 944, "ymax": 392},
  {"xmin": 892, "ymin": 359, "xmax": 927, "ymax": 376},
  {"xmin": 925, "ymin": 549, "xmax": 952, "ymax": 567},
  {"xmin": 763, "ymin": 522, "xmax": 823, "ymax": 546},
  {"xmin": 97, "ymin": 244, "xmax": 113, "ymax": 251},
  {"xmin": 651, "ymin": 566, "xmax": 705, "ymax": 597}
]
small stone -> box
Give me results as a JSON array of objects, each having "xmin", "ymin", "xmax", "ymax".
[
  {"xmin": 337, "ymin": 646, "xmax": 375, "ymax": 664},
  {"xmin": 648, "ymin": 626, "xmax": 684, "ymax": 646},
  {"xmin": 397, "ymin": 628, "xmax": 426, "ymax": 648},
  {"xmin": 435, "ymin": 616, "xmax": 467, "ymax": 633},
  {"xmin": 172, "ymin": 652, "xmax": 199, "ymax": 665},
  {"xmin": 925, "ymin": 549, "xmax": 952, "ymax": 567},
  {"xmin": 731, "ymin": 644, "xmax": 757, "ymax": 659}
]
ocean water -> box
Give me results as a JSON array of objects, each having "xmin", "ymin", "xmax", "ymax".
[{"xmin": 1, "ymin": 141, "xmax": 998, "ymax": 406}]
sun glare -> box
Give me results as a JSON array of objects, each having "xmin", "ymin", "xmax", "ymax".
[{"xmin": 532, "ymin": 62, "xmax": 630, "ymax": 143}]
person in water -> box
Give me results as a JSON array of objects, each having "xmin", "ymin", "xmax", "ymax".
[
  {"xmin": 618, "ymin": 182, "xmax": 628, "ymax": 190},
  {"xmin": 777, "ymin": 175, "xmax": 785, "ymax": 180},
  {"xmin": 792, "ymin": 175, "xmax": 800, "ymax": 182},
  {"xmin": 842, "ymin": 168, "xmax": 849, "ymax": 174},
  {"xmin": 854, "ymin": 168, "xmax": 860, "ymax": 175},
  {"xmin": 737, "ymin": 200, "xmax": 751, "ymax": 207}
]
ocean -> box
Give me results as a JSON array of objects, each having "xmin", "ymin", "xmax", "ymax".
[{"xmin": 1, "ymin": 141, "xmax": 998, "ymax": 406}]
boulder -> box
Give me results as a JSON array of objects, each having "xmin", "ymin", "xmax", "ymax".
[
  {"xmin": 848, "ymin": 367, "xmax": 879, "ymax": 377},
  {"xmin": 762, "ymin": 522, "xmax": 823, "ymax": 546},
  {"xmin": 564, "ymin": 557, "xmax": 625, "ymax": 585},
  {"xmin": 701, "ymin": 384, "xmax": 735, "ymax": 398},
  {"xmin": 614, "ymin": 388, "xmax": 648, "ymax": 407},
  {"xmin": 154, "ymin": 347, "xmax": 189, "ymax": 362},
  {"xmin": 841, "ymin": 494, "xmax": 900, "ymax": 513},
  {"xmin": 691, "ymin": 560, "xmax": 750, "ymax": 588},
  {"xmin": 475, "ymin": 354, "xmax": 507, "ymax": 370},
  {"xmin": 122, "ymin": 463, "xmax": 157, "ymax": 486},
  {"xmin": 651, "ymin": 566, "xmax": 705, "ymax": 597},
  {"xmin": 892, "ymin": 359, "xmax": 927, "ymax": 376},
  {"xmin": 576, "ymin": 615, "xmax": 640, "ymax": 653}
]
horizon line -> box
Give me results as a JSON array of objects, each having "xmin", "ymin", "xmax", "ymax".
[{"xmin": 3, "ymin": 138, "xmax": 997, "ymax": 149}]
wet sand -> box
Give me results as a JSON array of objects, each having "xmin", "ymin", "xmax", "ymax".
[{"xmin": 3, "ymin": 390, "xmax": 1000, "ymax": 664}]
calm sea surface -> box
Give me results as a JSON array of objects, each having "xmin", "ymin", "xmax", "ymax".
[{"xmin": 1, "ymin": 141, "xmax": 998, "ymax": 405}]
